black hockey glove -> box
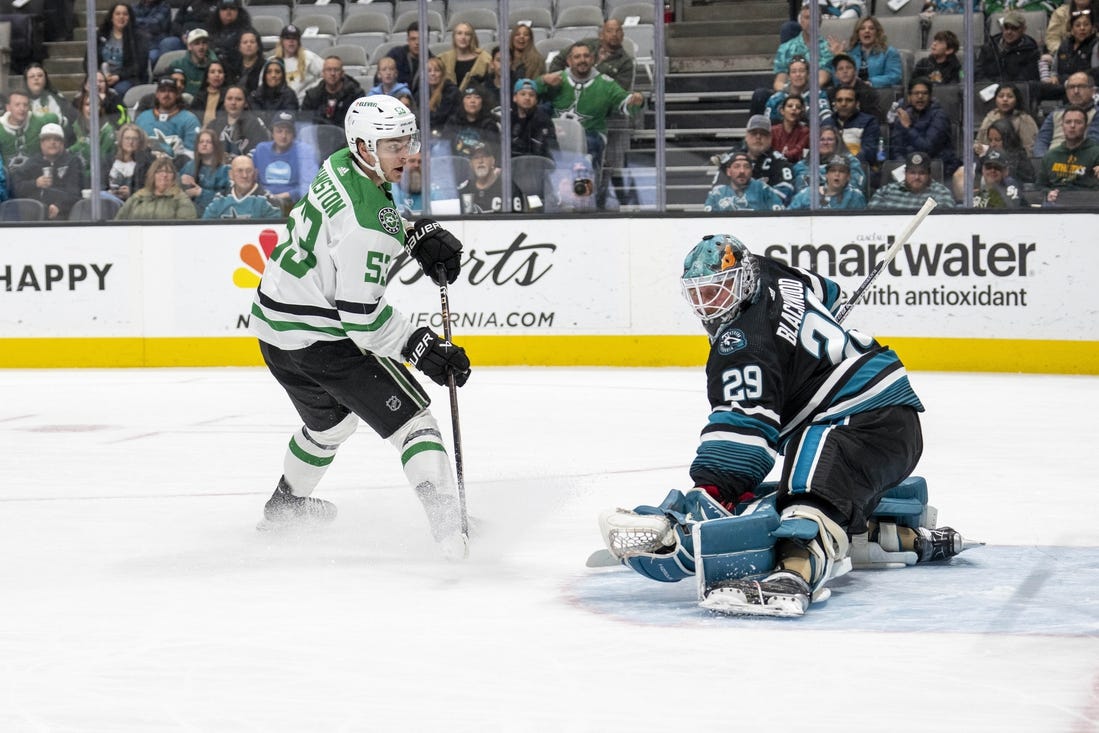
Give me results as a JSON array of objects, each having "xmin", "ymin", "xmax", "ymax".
[
  {"xmin": 403, "ymin": 327, "xmax": 471, "ymax": 387},
  {"xmin": 405, "ymin": 218, "xmax": 463, "ymax": 286}
]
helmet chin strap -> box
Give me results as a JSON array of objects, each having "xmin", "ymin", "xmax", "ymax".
[{"xmin": 352, "ymin": 139, "xmax": 386, "ymax": 181}]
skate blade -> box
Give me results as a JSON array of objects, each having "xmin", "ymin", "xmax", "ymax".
[
  {"xmin": 439, "ymin": 532, "xmax": 470, "ymax": 561},
  {"xmin": 255, "ymin": 517, "xmax": 332, "ymax": 533},
  {"xmin": 585, "ymin": 549, "xmax": 624, "ymax": 568},
  {"xmin": 699, "ymin": 587, "xmax": 808, "ymax": 618}
]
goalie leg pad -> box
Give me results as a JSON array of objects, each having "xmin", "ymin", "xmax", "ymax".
[
  {"xmin": 775, "ymin": 504, "xmax": 851, "ymax": 593},
  {"xmin": 283, "ymin": 413, "xmax": 359, "ymax": 495},
  {"xmin": 693, "ymin": 506, "xmax": 783, "ymax": 600}
]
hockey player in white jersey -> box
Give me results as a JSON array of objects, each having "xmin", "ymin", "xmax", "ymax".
[{"xmin": 250, "ymin": 95, "xmax": 472, "ymax": 558}]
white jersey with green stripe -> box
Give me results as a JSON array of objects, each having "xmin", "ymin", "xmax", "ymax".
[{"xmin": 250, "ymin": 148, "xmax": 416, "ymax": 359}]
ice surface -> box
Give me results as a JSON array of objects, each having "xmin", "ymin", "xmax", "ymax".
[{"xmin": 0, "ymin": 367, "xmax": 1096, "ymax": 732}]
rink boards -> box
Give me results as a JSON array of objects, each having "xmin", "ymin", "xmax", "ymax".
[{"xmin": 2, "ymin": 212, "xmax": 1097, "ymax": 373}]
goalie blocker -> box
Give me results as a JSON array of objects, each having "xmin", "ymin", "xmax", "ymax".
[{"xmin": 598, "ymin": 477, "xmax": 982, "ymax": 614}]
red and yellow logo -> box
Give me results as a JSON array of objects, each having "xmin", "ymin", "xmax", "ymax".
[{"xmin": 233, "ymin": 229, "xmax": 280, "ymax": 288}]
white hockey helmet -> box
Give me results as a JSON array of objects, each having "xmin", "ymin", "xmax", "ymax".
[
  {"xmin": 681, "ymin": 234, "xmax": 760, "ymax": 335},
  {"xmin": 344, "ymin": 95, "xmax": 421, "ymax": 179}
]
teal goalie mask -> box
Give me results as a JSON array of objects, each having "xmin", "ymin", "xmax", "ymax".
[{"xmin": 681, "ymin": 234, "xmax": 759, "ymax": 333}]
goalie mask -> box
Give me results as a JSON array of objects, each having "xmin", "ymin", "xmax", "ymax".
[
  {"xmin": 345, "ymin": 95, "xmax": 421, "ymax": 180},
  {"xmin": 681, "ymin": 234, "xmax": 760, "ymax": 335}
]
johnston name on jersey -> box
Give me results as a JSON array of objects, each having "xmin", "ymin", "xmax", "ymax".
[
  {"xmin": 249, "ymin": 148, "xmax": 416, "ymax": 360},
  {"xmin": 690, "ymin": 258, "xmax": 925, "ymax": 498}
]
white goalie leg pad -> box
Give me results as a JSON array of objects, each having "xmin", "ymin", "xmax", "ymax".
[
  {"xmin": 283, "ymin": 413, "xmax": 359, "ymax": 496},
  {"xmin": 598, "ymin": 509, "xmax": 676, "ymax": 560},
  {"xmin": 849, "ymin": 524, "xmax": 919, "ymax": 569},
  {"xmin": 780, "ymin": 504, "xmax": 851, "ymax": 596}
]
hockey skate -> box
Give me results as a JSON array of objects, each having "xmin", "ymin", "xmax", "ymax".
[
  {"xmin": 256, "ymin": 477, "xmax": 337, "ymax": 531},
  {"xmin": 700, "ymin": 570, "xmax": 812, "ymax": 618},
  {"xmin": 914, "ymin": 526, "xmax": 981, "ymax": 562},
  {"xmin": 415, "ymin": 482, "xmax": 469, "ymax": 561}
]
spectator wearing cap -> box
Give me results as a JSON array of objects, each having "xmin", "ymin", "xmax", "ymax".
[
  {"xmin": 207, "ymin": 84, "xmax": 270, "ymax": 157},
  {"xmin": 205, "ymin": 0, "xmax": 252, "ymax": 65},
  {"xmin": 302, "ymin": 55, "xmax": 366, "ymax": 128},
  {"xmin": 888, "ymin": 77, "xmax": 960, "ymax": 176},
  {"xmin": 443, "ymin": 84, "xmax": 502, "ymax": 158},
  {"xmin": 976, "ymin": 10, "xmax": 1042, "ymax": 83},
  {"xmin": 135, "ymin": 76, "xmax": 202, "ymax": 163},
  {"xmin": 202, "ymin": 154, "xmax": 281, "ymax": 219},
  {"xmin": 914, "ymin": 30, "xmax": 962, "ymax": 85},
  {"xmin": 170, "ymin": 0, "xmax": 218, "ymax": 52},
  {"xmin": 11, "ymin": 122, "xmax": 85, "ymax": 219},
  {"xmin": 971, "ymin": 149, "xmax": 1024, "ymax": 208},
  {"xmin": 511, "ymin": 78, "xmax": 558, "ymax": 158},
  {"xmin": 384, "ymin": 21, "xmax": 434, "ymax": 88},
  {"xmin": 97, "ymin": 3, "xmax": 148, "ymax": 96},
  {"xmin": 274, "ymin": 25, "xmax": 325, "ymax": 103},
  {"xmin": 703, "ymin": 150, "xmax": 787, "ymax": 211},
  {"xmin": 1039, "ymin": 103, "xmax": 1099, "ymax": 202},
  {"xmin": 828, "ymin": 52, "xmax": 880, "ymax": 119},
  {"xmin": 135, "ymin": 67, "xmax": 191, "ymax": 116},
  {"xmin": 457, "ymin": 142, "xmax": 525, "ymax": 214},
  {"xmin": 133, "ymin": 0, "xmax": 176, "ymax": 70},
  {"xmin": 792, "ymin": 124, "xmax": 866, "ymax": 192},
  {"xmin": 0, "ymin": 89, "xmax": 61, "ymax": 165},
  {"xmin": 788, "ymin": 154, "xmax": 867, "ymax": 209},
  {"xmin": 869, "ymin": 151, "xmax": 956, "ymax": 209},
  {"xmin": 764, "ymin": 56, "xmax": 833, "ymax": 125},
  {"xmin": 726, "ymin": 114, "xmax": 796, "ymax": 205},
  {"xmin": 955, "ymin": 114, "xmax": 1037, "ymax": 198},
  {"xmin": 439, "ymin": 22, "xmax": 494, "ymax": 92},
  {"xmin": 179, "ymin": 28, "xmax": 218, "ymax": 97},
  {"xmin": 248, "ymin": 58, "xmax": 300, "ymax": 124},
  {"xmin": 252, "ymin": 111, "xmax": 317, "ymax": 209},
  {"xmin": 831, "ymin": 85, "xmax": 880, "ymax": 164}
]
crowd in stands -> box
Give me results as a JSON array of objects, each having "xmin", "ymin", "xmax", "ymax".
[
  {"xmin": 719, "ymin": 0, "xmax": 1099, "ymax": 211},
  {"xmin": 2, "ymin": 0, "xmax": 1099, "ymax": 221}
]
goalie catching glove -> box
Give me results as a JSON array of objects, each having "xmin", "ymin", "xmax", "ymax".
[
  {"xmin": 403, "ymin": 327, "xmax": 471, "ymax": 387},
  {"xmin": 405, "ymin": 218, "xmax": 462, "ymax": 286}
]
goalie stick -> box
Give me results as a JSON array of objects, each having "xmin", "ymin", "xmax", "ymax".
[
  {"xmin": 437, "ymin": 264, "xmax": 470, "ymax": 547},
  {"xmin": 834, "ymin": 197, "xmax": 937, "ymax": 323}
]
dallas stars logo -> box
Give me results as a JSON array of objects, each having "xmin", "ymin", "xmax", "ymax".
[{"xmin": 378, "ymin": 206, "xmax": 402, "ymax": 234}]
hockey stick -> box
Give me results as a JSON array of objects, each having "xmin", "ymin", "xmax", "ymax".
[
  {"xmin": 436, "ymin": 264, "xmax": 470, "ymax": 541},
  {"xmin": 834, "ymin": 197, "xmax": 938, "ymax": 323}
]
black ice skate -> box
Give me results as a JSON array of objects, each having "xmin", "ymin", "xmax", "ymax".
[
  {"xmin": 915, "ymin": 526, "xmax": 982, "ymax": 562},
  {"xmin": 257, "ymin": 477, "xmax": 337, "ymax": 531},
  {"xmin": 700, "ymin": 570, "xmax": 812, "ymax": 618}
]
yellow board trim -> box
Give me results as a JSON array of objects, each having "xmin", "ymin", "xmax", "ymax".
[{"xmin": 1, "ymin": 336, "xmax": 1097, "ymax": 374}]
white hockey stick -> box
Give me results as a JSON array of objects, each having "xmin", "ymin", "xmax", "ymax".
[{"xmin": 834, "ymin": 197, "xmax": 937, "ymax": 323}]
